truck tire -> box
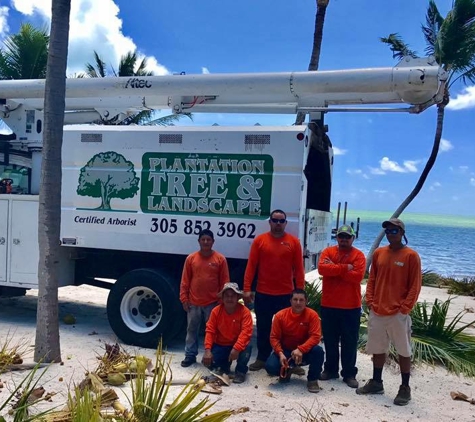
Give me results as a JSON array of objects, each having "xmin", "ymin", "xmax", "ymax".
[{"xmin": 107, "ymin": 268, "xmax": 184, "ymax": 348}]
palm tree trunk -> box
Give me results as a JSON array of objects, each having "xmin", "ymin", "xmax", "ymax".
[
  {"xmin": 34, "ymin": 0, "xmax": 71, "ymax": 363},
  {"xmin": 365, "ymin": 102, "xmax": 446, "ymax": 272},
  {"xmin": 295, "ymin": 0, "xmax": 330, "ymax": 125}
]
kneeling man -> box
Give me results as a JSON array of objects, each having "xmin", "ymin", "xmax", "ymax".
[
  {"xmin": 265, "ymin": 289, "xmax": 324, "ymax": 393},
  {"xmin": 202, "ymin": 283, "xmax": 253, "ymax": 384}
]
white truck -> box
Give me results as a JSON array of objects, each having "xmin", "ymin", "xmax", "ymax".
[{"xmin": 0, "ymin": 57, "xmax": 445, "ymax": 347}]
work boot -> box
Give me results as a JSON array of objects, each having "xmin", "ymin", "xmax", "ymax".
[
  {"xmin": 319, "ymin": 370, "xmax": 339, "ymax": 381},
  {"xmin": 394, "ymin": 385, "xmax": 411, "ymax": 406},
  {"xmin": 291, "ymin": 366, "xmax": 305, "ymax": 376},
  {"xmin": 180, "ymin": 356, "xmax": 196, "ymax": 368},
  {"xmin": 249, "ymin": 359, "xmax": 266, "ymax": 371},
  {"xmin": 233, "ymin": 372, "xmax": 246, "ymax": 384},
  {"xmin": 343, "ymin": 377, "xmax": 359, "ymax": 388},
  {"xmin": 307, "ymin": 380, "xmax": 321, "ymax": 393},
  {"xmin": 355, "ymin": 379, "xmax": 384, "ymax": 395}
]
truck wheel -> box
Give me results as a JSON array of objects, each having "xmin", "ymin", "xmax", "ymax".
[{"xmin": 107, "ymin": 268, "xmax": 183, "ymax": 348}]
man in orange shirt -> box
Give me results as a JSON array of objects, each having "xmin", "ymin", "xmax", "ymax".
[
  {"xmin": 202, "ymin": 283, "xmax": 253, "ymax": 384},
  {"xmin": 356, "ymin": 218, "xmax": 421, "ymax": 406},
  {"xmin": 180, "ymin": 229, "xmax": 230, "ymax": 367},
  {"xmin": 243, "ymin": 209, "xmax": 305, "ymax": 371},
  {"xmin": 318, "ymin": 224, "xmax": 366, "ymax": 388},
  {"xmin": 265, "ymin": 289, "xmax": 324, "ymax": 393}
]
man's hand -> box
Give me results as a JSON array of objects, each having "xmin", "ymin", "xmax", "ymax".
[
  {"xmin": 278, "ymin": 352, "xmax": 287, "ymax": 367},
  {"xmin": 243, "ymin": 291, "xmax": 254, "ymax": 305},
  {"xmin": 202, "ymin": 349, "xmax": 213, "ymax": 367},
  {"xmin": 229, "ymin": 348, "xmax": 239, "ymax": 362},
  {"xmin": 347, "ymin": 264, "xmax": 354, "ymax": 271},
  {"xmin": 323, "ymin": 258, "xmax": 334, "ymax": 264},
  {"xmin": 290, "ymin": 348, "xmax": 303, "ymax": 365},
  {"xmin": 182, "ymin": 302, "xmax": 190, "ymax": 312}
]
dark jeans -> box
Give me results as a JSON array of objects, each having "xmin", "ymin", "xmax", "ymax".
[
  {"xmin": 211, "ymin": 344, "xmax": 253, "ymax": 374},
  {"xmin": 254, "ymin": 292, "xmax": 292, "ymax": 361},
  {"xmin": 320, "ymin": 306, "xmax": 361, "ymax": 378},
  {"xmin": 265, "ymin": 345, "xmax": 324, "ymax": 382}
]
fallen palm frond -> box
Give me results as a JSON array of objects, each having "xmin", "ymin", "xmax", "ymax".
[
  {"xmin": 298, "ymin": 401, "xmax": 332, "ymax": 421},
  {"xmin": 359, "ymin": 297, "xmax": 475, "ymax": 377}
]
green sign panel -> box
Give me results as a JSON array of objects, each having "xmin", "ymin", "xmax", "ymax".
[{"xmin": 140, "ymin": 153, "xmax": 273, "ymax": 217}]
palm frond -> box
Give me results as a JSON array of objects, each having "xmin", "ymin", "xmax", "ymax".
[
  {"xmin": 84, "ymin": 51, "xmax": 107, "ymax": 78},
  {"xmin": 422, "ymin": 0, "xmax": 444, "ymax": 57},
  {"xmin": 118, "ymin": 51, "xmax": 138, "ymax": 77},
  {"xmin": 380, "ymin": 33, "xmax": 419, "ymax": 60},
  {"xmin": 145, "ymin": 113, "xmax": 194, "ymax": 126}
]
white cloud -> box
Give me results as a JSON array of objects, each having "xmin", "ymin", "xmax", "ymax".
[
  {"xmin": 346, "ymin": 169, "xmax": 362, "ymax": 175},
  {"xmin": 374, "ymin": 189, "xmax": 387, "ymax": 194},
  {"xmin": 403, "ymin": 160, "xmax": 419, "ymax": 172},
  {"xmin": 447, "ymin": 85, "xmax": 475, "ymax": 110},
  {"xmin": 9, "ymin": 0, "xmax": 169, "ymax": 76},
  {"xmin": 380, "ymin": 157, "xmax": 418, "ymax": 173},
  {"xmin": 470, "ymin": 178, "xmax": 475, "ymax": 187},
  {"xmin": 202, "ymin": 67, "xmax": 210, "ymax": 74},
  {"xmin": 0, "ymin": 6, "xmax": 9, "ymax": 37},
  {"xmin": 369, "ymin": 166, "xmax": 385, "ymax": 175},
  {"xmin": 333, "ymin": 146, "xmax": 347, "ymax": 155},
  {"xmin": 439, "ymin": 138, "xmax": 453, "ymax": 152},
  {"xmin": 429, "ymin": 181, "xmax": 441, "ymax": 191}
]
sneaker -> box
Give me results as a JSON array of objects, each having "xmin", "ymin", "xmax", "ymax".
[
  {"xmin": 307, "ymin": 380, "xmax": 320, "ymax": 393},
  {"xmin": 233, "ymin": 372, "xmax": 246, "ymax": 384},
  {"xmin": 249, "ymin": 359, "xmax": 266, "ymax": 371},
  {"xmin": 394, "ymin": 385, "xmax": 411, "ymax": 406},
  {"xmin": 355, "ymin": 379, "xmax": 384, "ymax": 395},
  {"xmin": 319, "ymin": 370, "xmax": 339, "ymax": 381},
  {"xmin": 291, "ymin": 366, "xmax": 305, "ymax": 376},
  {"xmin": 180, "ymin": 356, "xmax": 196, "ymax": 367},
  {"xmin": 343, "ymin": 377, "xmax": 359, "ymax": 388}
]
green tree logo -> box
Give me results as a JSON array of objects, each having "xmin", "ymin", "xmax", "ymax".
[{"xmin": 77, "ymin": 151, "xmax": 140, "ymax": 210}]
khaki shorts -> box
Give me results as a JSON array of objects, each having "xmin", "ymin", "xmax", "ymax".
[{"xmin": 365, "ymin": 310, "xmax": 412, "ymax": 357}]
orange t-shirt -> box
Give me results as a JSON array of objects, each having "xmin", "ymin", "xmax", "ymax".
[
  {"xmin": 243, "ymin": 232, "xmax": 305, "ymax": 295},
  {"xmin": 204, "ymin": 303, "xmax": 253, "ymax": 352},
  {"xmin": 179, "ymin": 250, "xmax": 230, "ymax": 307},
  {"xmin": 366, "ymin": 245, "xmax": 421, "ymax": 315},
  {"xmin": 318, "ymin": 245, "xmax": 366, "ymax": 309},
  {"xmin": 270, "ymin": 307, "xmax": 321, "ymax": 354}
]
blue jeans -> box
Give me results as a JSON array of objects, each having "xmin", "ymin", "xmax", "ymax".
[
  {"xmin": 265, "ymin": 345, "xmax": 324, "ymax": 382},
  {"xmin": 320, "ymin": 306, "xmax": 360, "ymax": 378},
  {"xmin": 211, "ymin": 344, "xmax": 253, "ymax": 374},
  {"xmin": 184, "ymin": 303, "xmax": 216, "ymax": 358}
]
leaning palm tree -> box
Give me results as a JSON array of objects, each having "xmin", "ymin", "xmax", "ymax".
[
  {"xmin": 82, "ymin": 50, "xmax": 191, "ymax": 126},
  {"xmin": 0, "ymin": 23, "xmax": 49, "ymax": 80},
  {"xmin": 366, "ymin": 0, "xmax": 475, "ymax": 270}
]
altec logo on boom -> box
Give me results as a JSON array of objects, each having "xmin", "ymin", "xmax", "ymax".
[
  {"xmin": 124, "ymin": 78, "xmax": 152, "ymax": 89},
  {"xmin": 140, "ymin": 153, "xmax": 273, "ymax": 217}
]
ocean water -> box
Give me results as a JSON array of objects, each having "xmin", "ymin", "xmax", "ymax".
[{"xmin": 333, "ymin": 210, "xmax": 475, "ymax": 278}]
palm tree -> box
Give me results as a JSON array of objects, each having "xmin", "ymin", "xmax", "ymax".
[
  {"xmin": 34, "ymin": 0, "xmax": 71, "ymax": 363},
  {"xmin": 82, "ymin": 51, "xmax": 191, "ymax": 126},
  {"xmin": 0, "ymin": 23, "xmax": 49, "ymax": 79},
  {"xmin": 366, "ymin": 0, "xmax": 475, "ymax": 271},
  {"xmin": 295, "ymin": 0, "xmax": 330, "ymax": 125}
]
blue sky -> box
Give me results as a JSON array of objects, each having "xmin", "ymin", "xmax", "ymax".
[{"xmin": 0, "ymin": 0, "xmax": 474, "ymax": 216}]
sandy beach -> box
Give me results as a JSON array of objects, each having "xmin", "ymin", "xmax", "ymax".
[{"xmin": 1, "ymin": 275, "xmax": 475, "ymax": 422}]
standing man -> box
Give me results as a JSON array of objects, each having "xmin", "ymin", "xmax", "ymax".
[
  {"xmin": 202, "ymin": 282, "xmax": 253, "ymax": 384},
  {"xmin": 265, "ymin": 289, "xmax": 324, "ymax": 393},
  {"xmin": 318, "ymin": 224, "xmax": 366, "ymax": 388},
  {"xmin": 180, "ymin": 229, "xmax": 230, "ymax": 367},
  {"xmin": 243, "ymin": 209, "xmax": 305, "ymax": 371},
  {"xmin": 356, "ymin": 218, "xmax": 421, "ymax": 406}
]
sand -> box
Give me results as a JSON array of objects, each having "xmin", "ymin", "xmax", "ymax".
[{"xmin": 1, "ymin": 275, "xmax": 475, "ymax": 422}]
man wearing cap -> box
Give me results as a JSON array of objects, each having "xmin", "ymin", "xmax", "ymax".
[
  {"xmin": 356, "ymin": 218, "xmax": 421, "ymax": 406},
  {"xmin": 202, "ymin": 282, "xmax": 253, "ymax": 384},
  {"xmin": 180, "ymin": 229, "xmax": 230, "ymax": 368},
  {"xmin": 243, "ymin": 209, "xmax": 306, "ymax": 372},
  {"xmin": 265, "ymin": 289, "xmax": 324, "ymax": 393},
  {"xmin": 317, "ymin": 224, "xmax": 366, "ymax": 388}
]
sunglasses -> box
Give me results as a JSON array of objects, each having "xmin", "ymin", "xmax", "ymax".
[
  {"xmin": 385, "ymin": 228, "xmax": 400, "ymax": 235},
  {"xmin": 337, "ymin": 233, "xmax": 352, "ymax": 239},
  {"xmin": 270, "ymin": 218, "xmax": 286, "ymax": 224}
]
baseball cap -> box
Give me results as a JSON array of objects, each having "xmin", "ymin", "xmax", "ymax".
[
  {"xmin": 337, "ymin": 224, "xmax": 355, "ymax": 236},
  {"xmin": 382, "ymin": 218, "xmax": 405, "ymax": 231},
  {"xmin": 218, "ymin": 282, "xmax": 243, "ymax": 298}
]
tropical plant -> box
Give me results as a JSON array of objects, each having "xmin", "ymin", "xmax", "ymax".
[
  {"xmin": 295, "ymin": 0, "xmax": 330, "ymax": 125},
  {"xmin": 366, "ymin": 0, "xmax": 475, "ymax": 271},
  {"xmin": 359, "ymin": 297, "xmax": 475, "ymax": 377},
  {"xmin": 0, "ymin": 23, "xmax": 49, "ymax": 80},
  {"xmin": 444, "ymin": 276, "xmax": 475, "ymax": 296},
  {"xmin": 305, "ymin": 280, "xmax": 323, "ymax": 314},
  {"xmin": 422, "ymin": 269, "xmax": 445, "ymax": 286},
  {"xmin": 34, "ymin": 0, "xmax": 71, "ymax": 363}
]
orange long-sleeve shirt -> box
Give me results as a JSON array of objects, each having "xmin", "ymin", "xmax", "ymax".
[
  {"xmin": 179, "ymin": 251, "xmax": 230, "ymax": 307},
  {"xmin": 204, "ymin": 303, "xmax": 253, "ymax": 352},
  {"xmin": 318, "ymin": 245, "xmax": 366, "ymax": 309},
  {"xmin": 243, "ymin": 232, "xmax": 305, "ymax": 295},
  {"xmin": 366, "ymin": 245, "xmax": 421, "ymax": 316},
  {"xmin": 270, "ymin": 307, "xmax": 321, "ymax": 355}
]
